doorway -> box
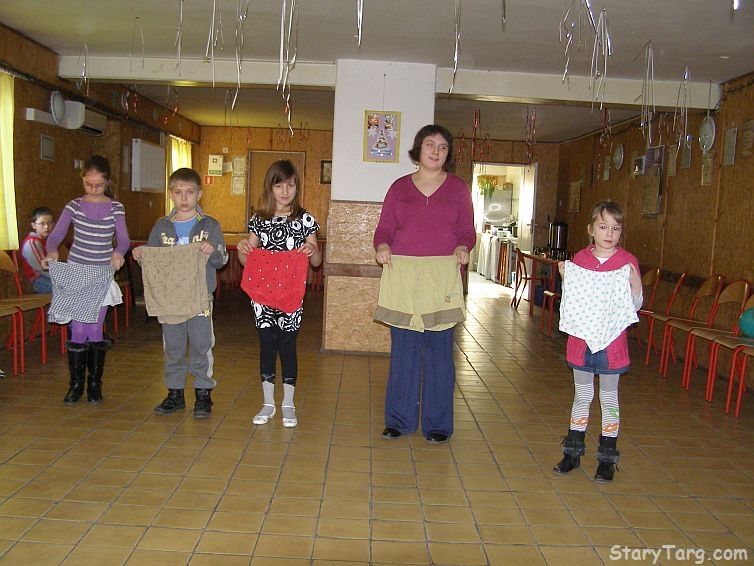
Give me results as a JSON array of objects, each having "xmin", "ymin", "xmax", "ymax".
[
  {"xmin": 471, "ymin": 162, "xmax": 537, "ymax": 286},
  {"xmin": 247, "ymin": 151, "xmax": 306, "ymax": 221}
]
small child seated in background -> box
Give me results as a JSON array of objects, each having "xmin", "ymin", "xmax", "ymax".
[{"xmin": 20, "ymin": 207, "xmax": 54, "ymax": 294}]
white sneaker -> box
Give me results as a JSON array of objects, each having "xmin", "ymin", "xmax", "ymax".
[
  {"xmin": 281, "ymin": 405, "xmax": 297, "ymax": 428},
  {"xmin": 252, "ymin": 404, "xmax": 276, "ymax": 425}
]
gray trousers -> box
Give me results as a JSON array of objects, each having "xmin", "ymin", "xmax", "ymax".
[{"xmin": 162, "ymin": 310, "xmax": 216, "ymax": 390}]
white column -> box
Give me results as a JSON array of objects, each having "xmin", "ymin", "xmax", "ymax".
[{"xmin": 331, "ymin": 60, "xmax": 436, "ymax": 202}]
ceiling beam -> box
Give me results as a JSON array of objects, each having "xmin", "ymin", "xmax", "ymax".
[{"xmin": 59, "ymin": 56, "xmax": 718, "ymax": 111}]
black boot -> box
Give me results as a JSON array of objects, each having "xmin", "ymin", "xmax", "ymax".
[
  {"xmin": 553, "ymin": 429, "xmax": 586, "ymax": 475},
  {"xmin": 86, "ymin": 339, "xmax": 112, "ymax": 404},
  {"xmin": 193, "ymin": 388, "xmax": 213, "ymax": 419},
  {"xmin": 595, "ymin": 435, "xmax": 620, "ymax": 482},
  {"xmin": 154, "ymin": 389, "xmax": 186, "ymax": 414},
  {"xmin": 64, "ymin": 342, "xmax": 89, "ymax": 405}
]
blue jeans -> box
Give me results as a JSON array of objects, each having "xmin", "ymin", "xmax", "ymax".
[
  {"xmin": 32, "ymin": 275, "xmax": 52, "ymax": 294},
  {"xmin": 385, "ymin": 326, "xmax": 456, "ymax": 438}
]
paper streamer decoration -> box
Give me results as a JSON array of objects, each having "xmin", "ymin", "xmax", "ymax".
[
  {"xmin": 525, "ymin": 106, "xmax": 537, "ymax": 163},
  {"xmin": 673, "ymin": 66, "xmax": 691, "ymax": 152},
  {"xmin": 76, "ymin": 43, "xmax": 89, "ymax": 95},
  {"xmin": 356, "ymin": 0, "xmax": 365, "ymax": 46},
  {"xmin": 560, "ymin": 0, "xmax": 598, "ymax": 88},
  {"xmin": 590, "ymin": 9, "xmax": 612, "ymax": 109},
  {"xmin": 635, "ymin": 40, "xmax": 655, "ymax": 148},
  {"xmin": 205, "ymin": 0, "xmax": 225, "ymax": 87},
  {"xmin": 130, "ymin": 16, "xmax": 145, "ymax": 75},
  {"xmin": 174, "ymin": 0, "xmax": 184, "ymax": 74},
  {"xmin": 232, "ymin": 0, "xmax": 252, "ymax": 109},
  {"xmin": 277, "ymin": 0, "xmax": 300, "ymax": 135},
  {"xmin": 449, "ymin": 0, "xmax": 462, "ymax": 94}
]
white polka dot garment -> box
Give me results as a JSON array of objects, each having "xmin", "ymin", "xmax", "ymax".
[{"xmin": 558, "ymin": 262, "xmax": 639, "ymax": 353}]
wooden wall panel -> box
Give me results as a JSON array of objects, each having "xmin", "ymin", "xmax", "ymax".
[
  {"xmin": 195, "ymin": 127, "xmax": 333, "ymax": 235},
  {"xmin": 556, "ymin": 73, "xmax": 754, "ymax": 285}
]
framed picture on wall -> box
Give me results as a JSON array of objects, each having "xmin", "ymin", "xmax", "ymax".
[
  {"xmin": 363, "ymin": 110, "xmax": 401, "ymax": 163},
  {"xmin": 320, "ymin": 160, "xmax": 332, "ymax": 184}
]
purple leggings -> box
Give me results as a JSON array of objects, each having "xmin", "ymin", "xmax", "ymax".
[{"xmin": 69, "ymin": 307, "xmax": 108, "ymax": 343}]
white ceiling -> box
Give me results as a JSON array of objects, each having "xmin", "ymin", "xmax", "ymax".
[{"xmin": 2, "ymin": 0, "xmax": 752, "ymax": 141}]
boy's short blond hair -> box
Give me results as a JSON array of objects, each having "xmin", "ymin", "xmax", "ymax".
[{"xmin": 169, "ymin": 168, "xmax": 202, "ymax": 191}]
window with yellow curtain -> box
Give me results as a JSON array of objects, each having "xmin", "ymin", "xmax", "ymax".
[
  {"xmin": 165, "ymin": 135, "xmax": 193, "ymax": 214},
  {"xmin": 0, "ymin": 72, "xmax": 19, "ymax": 250}
]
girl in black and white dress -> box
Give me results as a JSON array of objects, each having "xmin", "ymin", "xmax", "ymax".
[{"xmin": 237, "ymin": 160, "xmax": 321, "ymax": 428}]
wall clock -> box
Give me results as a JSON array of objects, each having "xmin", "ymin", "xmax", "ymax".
[
  {"xmin": 612, "ymin": 143, "xmax": 624, "ymax": 170},
  {"xmin": 699, "ymin": 116, "xmax": 716, "ymax": 153},
  {"xmin": 50, "ymin": 91, "xmax": 66, "ymax": 125}
]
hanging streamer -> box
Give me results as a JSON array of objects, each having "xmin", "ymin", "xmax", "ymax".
[
  {"xmin": 590, "ymin": 9, "xmax": 612, "ymax": 109},
  {"xmin": 673, "ymin": 66, "xmax": 690, "ymax": 151},
  {"xmin": 130, "ymin": 16, "xmax": 145, "ymax": 75},
  {"xmin": 634, "ymin": 40, "xmax": 655, "ymax": 148},
  {"xmin": 525, "ymin": 106, "xmax": 537, "ymax": 164},
  {"xmin": 76, "ymin": 44, "xmax": 89, "ymax": 95},
  {"xmin": 478, "ymin": 134, "xmax": 492, "ymax": 165},
  {"xmin": 232, "ymin": 0, "xmax": 252, "ymax": 109},
  {"xmin": 560, "ymin": 0, "xmax": 598, "ymax": 88},
  {"xmin": 205, "ymin": 0, "xmax": 225, "ymax": 87},
  {"xmin": 174, "ymin": 0, "xmax": 184, "ymax": 74},
  {"xmin": 356, "ymin": 0, "xmax": 365, "ymax": 46},
  {"xmin": 456, "ymin": 130, "xmax": 466, "ymax": 169},
  {"xmin": 449, "ymin": 0, "xmax": 462, "ymax": 94},
  {"xmin": 501, "ymin": 0, "xmax": 506, "ymax": 24},
  {"xmin": 597, "ymin": 108, "xmax": 611, "ymax": 176},
  {"xmin": 471, "ymin": 109, "xmax": 480, "ymax": 161},
  {"xmin": 277, "ymin": 0, "xmax": 300, "ymax": 136}
]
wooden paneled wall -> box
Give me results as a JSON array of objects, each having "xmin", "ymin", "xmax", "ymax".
[
  {"xmin": 556, "ymin": 73, "xmax": 754, "ymax": 284},
  {"xmin": 195, "ymin": 127, "xmax": 333, "ymax": 235}
]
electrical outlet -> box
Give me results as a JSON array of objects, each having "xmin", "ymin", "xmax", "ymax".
[{"xmin": 222, "ymin": 147, "xmax": 229, "ymax": 154}]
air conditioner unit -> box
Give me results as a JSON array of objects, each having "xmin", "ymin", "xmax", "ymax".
[
  {"xmin": 25, "ymin": 100, "xmax": 107, "ymax": 136},
  {"xmin": 79, "ymin": 107, "xmax": 107, "ymax": 136}
]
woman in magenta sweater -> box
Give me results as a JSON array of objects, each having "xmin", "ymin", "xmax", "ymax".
[{"xmin": 374, "ymin": 124, "xmax": 476, "ymax": 443}]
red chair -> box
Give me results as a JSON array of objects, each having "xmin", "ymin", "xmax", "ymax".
[
  {"xmin": 676, "ymin": 280, "xmax": 750, "ymax": 390},
  {"xmin": 0, "ymin": 250, "xmax": 51, "ymax": 371},
  {"xmin": 658, "ymin": 275, "xmax": 725, "ymax": 378},
  {"xmin": 700, "ymin": 294, "xmax": 754, "ymax": 402},
  {"xmin": 644, "ymin": 272, "xmax": 688, "ymax": 366},
  {"xmin": 631, "ymin": 267, "xmax": 660, "ymax": 352},
  {"xmin": 726, "ymin": 344, "xmax": 754, "ymax": 417},
  {"xmin": 0, "ymin": 304, "xmax": 23, "ymax": 375},
  {"xmin": 511, "ymin": 248, "xmax": 547, "ymax": 315}
]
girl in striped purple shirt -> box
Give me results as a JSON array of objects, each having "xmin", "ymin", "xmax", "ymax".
[{"xmin": 46, "ymin": 156, "xmax": 130, "ymax": 405}]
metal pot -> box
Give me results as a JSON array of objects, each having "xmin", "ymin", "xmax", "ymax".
[{"xmin": 548, "ymin": 221, "xmax": 568, "ymax": 251}]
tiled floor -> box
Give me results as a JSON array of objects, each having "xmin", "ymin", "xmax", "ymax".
[{"xmin": 0, "ymin": 273, "xmax": 753, "ymax": 565}]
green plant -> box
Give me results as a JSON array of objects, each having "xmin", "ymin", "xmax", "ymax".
[{"xmin": 478, "ymin": 176, "xmax": 497, "ymax": 198}]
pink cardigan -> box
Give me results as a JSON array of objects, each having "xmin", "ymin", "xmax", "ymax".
[{"xmin": 565, "ymin": 246, "xmax": 640, "ymax": 370}]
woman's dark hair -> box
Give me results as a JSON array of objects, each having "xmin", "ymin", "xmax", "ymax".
[
  {"xmin": 81, "ymin": 155, "xmax": 114, "ymax": 198},
  {"xmin": 256, "ymin": 160, "xmax": 304, "ymax": 220},
  {"xmin": 408, "ymin": 124, "xmax": 455, "ymax": 172}
]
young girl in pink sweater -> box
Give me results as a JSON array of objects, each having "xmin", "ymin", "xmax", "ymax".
[{"xmin": 553, "ymin": 200, "xmax": 642, "ymax": 482}]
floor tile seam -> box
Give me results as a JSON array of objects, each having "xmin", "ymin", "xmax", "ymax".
[{"xmin": 252, "ymin": 370, "xmax": 341, "ymax": 561}]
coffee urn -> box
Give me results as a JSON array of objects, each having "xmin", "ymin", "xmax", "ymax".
[{"xmin": 548, "ymin": 220, "xmax": 568, "ymax": 251}]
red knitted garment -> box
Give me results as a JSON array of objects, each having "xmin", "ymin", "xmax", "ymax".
[{"xmin": 241, "ymin": 249, "xmax": 310, "ymax": 313}]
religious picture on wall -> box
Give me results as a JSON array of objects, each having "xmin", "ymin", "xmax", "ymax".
[{"xmin": 363, "ymin": 111, "xmax": 401, "ymax": 163}]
